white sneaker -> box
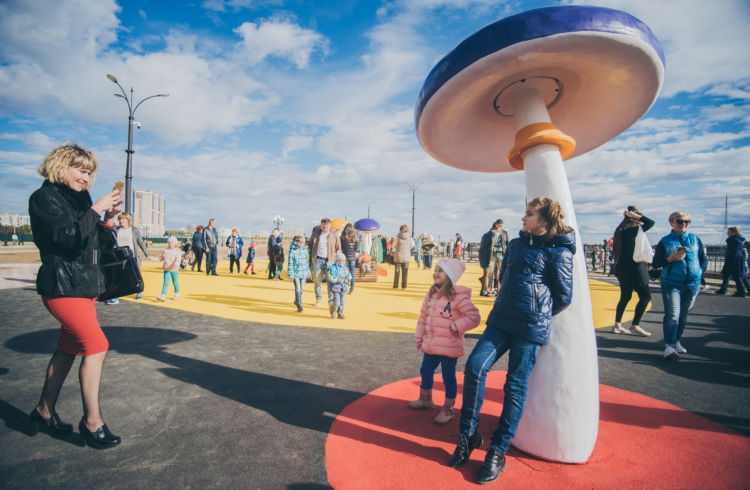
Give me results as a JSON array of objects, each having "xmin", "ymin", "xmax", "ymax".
[
  {"xmin": 612, "ymin": 323, "xmax": 629, "ymax": 334},
  {"xmin": 675, "ymin": 341, "xmax": 687, "ymax": 354},
  {"xmin": 156, "ymin": 295, "xmax": 166, "ymax": 301},
  {"xmin": 172, "ymin": 293, "xmax": 180, "ymax": 300},
  {"xmin": 314, "ymin": 300, "xmax": 321, "ymax": 307},
  {"xmin": 630, "ymin": 325, "xmax": 652, "ymax": 337},
  {"xmin": 663, "ymin": 345, "xmax": 679, "ymax": 359}
]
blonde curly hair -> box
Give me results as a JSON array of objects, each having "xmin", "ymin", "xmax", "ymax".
[{"xmin": 38, "ymin": 143, "xmax": 98, "ymax": 190}]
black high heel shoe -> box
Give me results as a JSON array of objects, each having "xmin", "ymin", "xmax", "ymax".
[
  {"xmin": 29, "ymin": 408, "xmax": 73, "ymax": 435},
  {"xmin": 79, "ymin": 419, "xmax": 121, "ymax": 449}
]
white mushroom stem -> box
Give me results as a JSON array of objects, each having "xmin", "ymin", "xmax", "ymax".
[{"xmin": 507, "ymin": 82, "xmax": 600, "ymax": 463}]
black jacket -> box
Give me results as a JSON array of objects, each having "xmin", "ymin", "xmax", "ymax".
[
  {"xmin": 29, "ymin": 180, "xmax": 111, "ymax": 298},
  {"xmin": 340, "ymin": 235, "xmax": 358, "ymax": 261}
]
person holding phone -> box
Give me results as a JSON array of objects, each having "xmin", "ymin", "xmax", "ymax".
[
  {"xmin": 28, "ymin": 143, "xmax": 123, "ymax": 448},
  {"xmin": 651, "ymin": 211, "xmax": 707, "ymax": 359}
]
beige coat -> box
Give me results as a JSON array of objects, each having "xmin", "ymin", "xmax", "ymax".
[
  {"xmin": 393, "ymin": 232, "xmax": 415, "ymax": 263},
  {"xmin": 309, "ymin": 227, "xmax": 342, "ymax": 262}
]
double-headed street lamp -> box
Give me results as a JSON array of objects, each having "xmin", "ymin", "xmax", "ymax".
[{"xmin": 106, "ymin": 74, "xmax": 168, "ymax": 214}]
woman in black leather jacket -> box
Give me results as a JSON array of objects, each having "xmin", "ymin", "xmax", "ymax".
[{"xmin": 28, "ymin": 143, "xmax": 123, "ymax": 448}]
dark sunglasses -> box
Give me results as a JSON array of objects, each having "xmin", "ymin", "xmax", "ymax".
[{"xmin": 676, "ymin": 219, "xmax": 691, "ymax": 225}]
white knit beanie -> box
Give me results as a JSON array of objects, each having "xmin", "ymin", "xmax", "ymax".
[{"xmin": 437, "ymin": 258, "xmax": 465, "ymax": 285}]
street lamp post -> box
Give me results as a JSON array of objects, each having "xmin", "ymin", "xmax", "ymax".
[
  {"xmin": 402, "ymin": 182, "xmax": 423, "ymax": 238},
  {"xmin": 106, "ymin": 74, "xmax": 168, "ymax": 214}
]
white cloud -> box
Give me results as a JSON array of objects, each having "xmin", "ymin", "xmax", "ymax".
[
  {"xmin": 282, "ymin": 135, "xmax": 314, "ymax": 157},
  {"xmin": 202, "ymin": 0, "xmax": 261, "ymax": 12},
  {"xmin": 572, "ymin": 0, "xmax": 750, "ymax": 97},
  {"xmin": 234, "ymin": 18, "xmax": 329, "ymax": 69}
]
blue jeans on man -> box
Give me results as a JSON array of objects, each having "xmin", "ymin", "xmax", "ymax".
[
  {"xmin": 661, "ymin": 284, "xmax": 700, "ymax": 346},
  {"xmin": 206, "ymin": 246, "xmax": 218, "ymax": 275},
  {"xmin": 459, "ymin": 326, "xmax": 541, "ymax": 454},
  {"xmin": 313, "ymin": 257, "xmax": 328, "ymax": 301}
]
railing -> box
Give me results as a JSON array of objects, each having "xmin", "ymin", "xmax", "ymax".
[{"xmin": 582, "ymin": 243, "xmax": 729, "ymax": 275}]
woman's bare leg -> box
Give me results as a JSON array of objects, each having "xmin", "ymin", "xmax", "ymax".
[
  {"xmin": 79, "ymin": 351, "xmax": 107, "ymax": 430},
  {"xmin": 36, "ymin": 350, "xmax": 75, "ymax": 418}
]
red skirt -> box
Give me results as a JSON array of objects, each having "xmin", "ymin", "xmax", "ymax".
[{"xmin": 42, "ymin": 297, "xmax": 109, "ymax": 355}]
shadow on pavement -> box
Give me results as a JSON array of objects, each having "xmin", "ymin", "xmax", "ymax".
[{"xmin": 4, "ymin": 326, "xmax": 463, "ymax": 455}]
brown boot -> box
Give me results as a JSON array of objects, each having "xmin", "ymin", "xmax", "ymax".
[
  {"xmin": 433, "ymin": 398, "xmax": 455, "ymax": 424},
  {"xmin": 408, "ymin": 389, "xmax": 434, "ymax": 409}
]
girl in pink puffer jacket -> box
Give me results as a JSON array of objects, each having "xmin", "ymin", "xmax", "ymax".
[{"xmin": 409, "ymin": 258, "xmax": 481, "ymax": 424}]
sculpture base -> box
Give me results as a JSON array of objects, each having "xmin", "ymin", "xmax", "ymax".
[{"xmin": 326, "ymin": 373, "xmax": 749, "ymax": 488}]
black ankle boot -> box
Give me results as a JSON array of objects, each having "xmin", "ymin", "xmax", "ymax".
[
  {"xmin": 29, "ymin": 408, "xmax": 73, "ymax": 435},
  {"xmin": 476, "ymin": 447, "xmax": 506, "ymax": 484},
  {"xmin": 448, "ymin": 431, "xmax": 482, "ymax": 467},
  {"xmin": 79, "ymin": 419, "xmax": 121, "ymax": 449}
]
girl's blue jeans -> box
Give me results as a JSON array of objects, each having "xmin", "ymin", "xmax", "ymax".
[
  {"xmin": 347, "ymin": 260, "xmax": 356, "ymax": 292},
  {"xmin": 459, "ymin": 326, "xmax": 540, "ymax": 454},
  {"xmin": 419, "ymin": 353, "xmax": 458, "ymax": 399},
  {"xmin": 661, "ymin": 284, "xmax": 699, "ymax": 346},
  {"xmin": 293, "ymin": 278, "xmax": 305, "ymax": 305},
  {"xmin": 161, "ymin": 271, "xmax": 179, "ymax": 295}
]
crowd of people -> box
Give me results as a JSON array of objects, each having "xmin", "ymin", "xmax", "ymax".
[{"xmin": 23, "ymin": 142, "xmax": 749, "ymax": 483}]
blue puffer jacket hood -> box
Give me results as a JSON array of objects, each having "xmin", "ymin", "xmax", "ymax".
[{"xmin": 485, "ymin": 230, "xmax": 576, "ymax": 345}]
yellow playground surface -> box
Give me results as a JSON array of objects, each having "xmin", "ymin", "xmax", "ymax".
[{"xmin": 129, "ymin": 261, "xmax": 631, "ymax": 333}]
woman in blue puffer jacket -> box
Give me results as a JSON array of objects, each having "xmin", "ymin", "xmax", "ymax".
[{"xmin": 449, "ymin": 197, "xmax": 575, "ymax": 484}]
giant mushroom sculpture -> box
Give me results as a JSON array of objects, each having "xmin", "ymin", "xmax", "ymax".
[
  {"xmin": 415, "ymin": 6, "xmax": 664, "ymax": 463},
  {"xmin": 330, "ymin": 219, "xmax": 349, "ymax": 233},
  {"xmin": 354, "ymin": 218, "xmax": 381, "ymax": 255}
]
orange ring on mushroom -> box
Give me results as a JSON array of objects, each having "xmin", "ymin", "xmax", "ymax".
[{"xmin": 507, "ymin": 122, "xmax": 576, "ymax": 170}]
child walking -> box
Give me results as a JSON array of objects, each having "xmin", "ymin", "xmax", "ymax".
[
  {"xmin": 326, "ymin": 252, "xmax": 351, "ymax": 319},
  {"xmin": 410, "ymin": 258, "xmax": 480, "ymax": 424},
  {"xmin": 288, "ymin": 235, "xmax": 311, "ymax": 312},
  {"xmin": 243, "ymin": 239, "xmax": 256, "ymax": 274},
  {"xmin": 448, "ymin": 197, "xmax": 575, "ymax": 484},
  {"xmin": 157, "ymin": 236, "xmax": 182, "ymax": 301}
]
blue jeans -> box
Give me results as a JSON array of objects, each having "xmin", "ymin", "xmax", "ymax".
[
  {"xmin": 327, "ymin": 286, "xmax": 346, "ymax": 311},
  {"xmin": 206, "ymin": 246, "xmax": 218, "ymax": 274},
  {"xmin": 423, "ymin": 254, "xmax": 433, "ymax": 269},
  {"xmin": 347, "ymin": 260, "xmax": 356, "ymax": 292},
  {"xmin": 661, "ymin": 284, "xmax": 699, "ymax": 346},
  {"xmin": 293, "ymin": 278, "xmax": 305, "ymax": 305},
  {"xmin": 459, "ymin": 327, "xmax": 541, "ymax": 454},
  {"xmin": 313, "ymin": 257, "xmax": 328, "ymax": 301},
  {"xmin": 419, "ymin": 353, "xmax": 458, "ymax": 399}
]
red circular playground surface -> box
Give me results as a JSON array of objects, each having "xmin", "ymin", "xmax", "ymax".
[{"xmin": 326, "ymin": 371, "xmax": 749, "ymax": 489}]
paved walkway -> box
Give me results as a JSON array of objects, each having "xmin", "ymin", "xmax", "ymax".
[{"xmin": 0, "ymin": 262, "xmax": 748, "ymax": 488}]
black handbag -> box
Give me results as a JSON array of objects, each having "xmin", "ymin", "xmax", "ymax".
[{"xmin": 98, "ymin": 245, "xmax": 144, "ymax": 301}]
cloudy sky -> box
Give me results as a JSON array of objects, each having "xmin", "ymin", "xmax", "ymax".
[{"xmin": 1, "ymin": 0, "xmax": 748, "ymax": 244}]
